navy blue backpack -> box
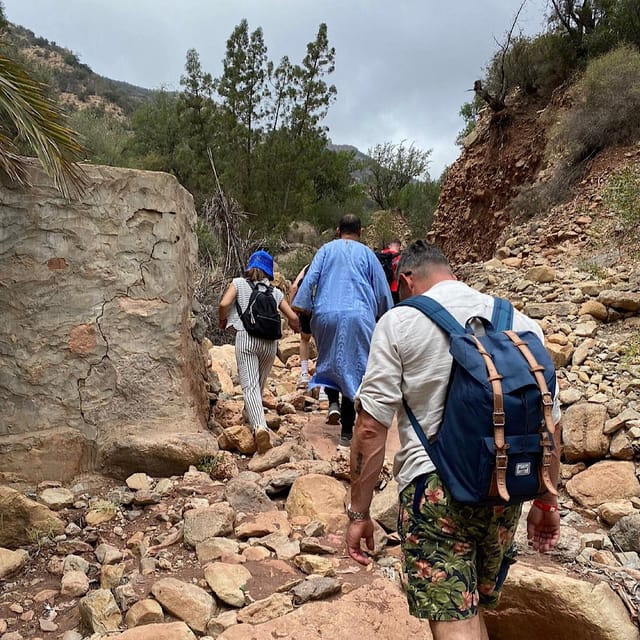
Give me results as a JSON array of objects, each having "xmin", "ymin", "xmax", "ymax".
[{"xmin": 399, "ymin": 295, "xmax": 558, "ymax": 505}]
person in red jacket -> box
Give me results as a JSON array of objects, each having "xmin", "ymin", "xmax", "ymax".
[{"xmin": 381, "ymin": 239, "xmax": 401, "ymax": 304}]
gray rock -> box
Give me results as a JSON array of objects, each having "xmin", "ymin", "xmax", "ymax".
[
  {"xmin": 224, "ymin": 478, "xmax": 275, "ymax": 514},
  {"xmin": 610, "ymin": 513, "xmax": 640, "ymax": 553},
  {"xmin": 183, "ymin": 503, "xmax": 235, "ymax": 547},
  {"xmin": 597, "ymin": 290, "xmax": 640, "ymax": 311},
  {"xmin": 291, "ymin": 576, "xmax": 342, "ymax": 604}
]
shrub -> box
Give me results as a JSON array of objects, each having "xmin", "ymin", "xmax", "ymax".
[
  {"xmin": 603, "ymin": 165, "xmax": 640, "ymax": 228},
  {"xmin": 486, "ymin": 33, "xmax": 578, "ymax": 100},
  {"xmin": 552, "ymin": 45, "xmax": 640, "ymax": 165},
  {"xmin": 277, "ymin": 246, "xmax": 316, "ymax": 280}
]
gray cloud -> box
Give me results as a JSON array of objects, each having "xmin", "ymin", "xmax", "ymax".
[{"xmin": 4, "ymin": 0, "xmax": 548, "ymax": 175}]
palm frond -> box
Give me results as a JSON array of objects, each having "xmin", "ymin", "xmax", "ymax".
[{"xmin": 0, "ymin": 55, "xmax": 87, "ymax": 198}]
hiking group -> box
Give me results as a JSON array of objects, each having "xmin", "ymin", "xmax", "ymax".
[{"xmin": 219, "ymin": 218, "xmax": 562, "ymax": 640}]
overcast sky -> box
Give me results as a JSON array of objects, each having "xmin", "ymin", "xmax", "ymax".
[{"xmin": 4, "ymin": 0, "xmax": 548, "ymax": 177}]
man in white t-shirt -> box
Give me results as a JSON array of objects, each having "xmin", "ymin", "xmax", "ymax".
[{"xmin": 345, "ymin": 240, "xmax": 562, "ymax": 640}]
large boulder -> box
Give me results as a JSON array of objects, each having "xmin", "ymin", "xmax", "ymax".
[
  {"xmin": 285, "ymin": 474, "xmax": 346, "ymax": 526},
  {"xmin": 566, "ymin": 461, "xmax": 640, "ymax": 508},
  {"xmin": 0, "ymin": 485, "xmax": 65, "ymax": 548},
  {"xmin": 485, "ymin": 562, "xmax": 639, "ymax": 640},
  {"xmin": 218, "ymin": 578, "xmax": 429, "ymax": 640},
  {"xmin": 110, "ymin": 622, "xmax": 197, "ymax": 640},
  {"xmin": 0, "ymin": 161, "xmax": 208, "ymax": 482}
]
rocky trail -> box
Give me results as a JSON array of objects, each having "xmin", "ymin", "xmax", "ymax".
[{"xmin": 2, "ymin": 190, "xmax": 640, "ymax": 639}]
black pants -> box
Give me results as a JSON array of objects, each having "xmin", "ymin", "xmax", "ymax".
[{"xmin": 326, "ymin": 388, "xmax": 355, "ymax": 440}]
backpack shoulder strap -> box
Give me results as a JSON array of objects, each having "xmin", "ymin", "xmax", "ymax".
[
  {"xmin": 397, "ymin": 295, "xmax": 465, "ymax": 336},
  {"xmin": 236, "ymin": 279, "xmax": 257, "ymax": 316},
  {"xmin": 491, "ymin": 297, "xmax": 514, "ymax": 331}
]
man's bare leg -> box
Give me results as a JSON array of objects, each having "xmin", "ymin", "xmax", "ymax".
[{"xmin": 430, "ymin": 612, "xmax": 489, "ymax": 640}]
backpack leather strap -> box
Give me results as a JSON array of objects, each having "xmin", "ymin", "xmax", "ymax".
[
  {"xmin": 504, "ymin": 331, "xmax": 558, "ymax": 497},
  {"xmin": 470, "ymin": 335, "xmax": 510, "ymax": 502}
]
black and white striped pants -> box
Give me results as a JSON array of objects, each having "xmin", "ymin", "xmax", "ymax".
[{"xmin": 235, "ymin": 330, "xmax": 277, "ymax": 430}]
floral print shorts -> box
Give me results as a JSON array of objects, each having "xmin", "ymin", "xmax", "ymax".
[{"xmin": 398, "ymin": 471, "xmax": 522, "ymax": 621}]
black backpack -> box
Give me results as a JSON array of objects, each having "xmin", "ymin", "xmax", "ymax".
[
  {"xmin": 375, "ymin": 250, "xmax": 398, "ymax": 285},
  {"xmin": 236, "ymin": 280, "xmax": 282, "ymax": 340}
]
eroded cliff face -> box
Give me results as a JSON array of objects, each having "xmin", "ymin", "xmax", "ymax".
[
  {"xmin": 0, "ymin": 161, "xmax": 211, "ymax": 481},
  {"xmin": 428, "ymin": 101, "xmax": 548, "ymax": 264}
]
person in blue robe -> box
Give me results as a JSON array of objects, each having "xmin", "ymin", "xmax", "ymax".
[{"xmin": 293, "ymin": 214, "xmax": 393, "ymax": 447}]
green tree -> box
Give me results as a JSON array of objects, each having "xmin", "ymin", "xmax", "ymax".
[
  {"xmin": 396, "ymin": 178, "xmax": 440, "ymax": 236},
  {"xmin": 69, "ymin": 108, "xmax": 131, "ymax": 167},
  {"xmin": 0, "ymin": 3, "xmax": 84, "ymax": 196},
  {"xmin": 216, "ymin": 20, "xmax": 268, "ymax": 200},
  {"xmin": 128, "ymin": 89, "xmax": 182, "ymax": 175},
  {"xmin": 176, "ymin": 48, "xmax": 220, "ymax": 202},
  {"xmin": 364, "ymin": 141, "xmax": 431, "ymax": 209},
  {"xmin": 456, "ymin": 95, "xmax": 484, "ymax": 147}
]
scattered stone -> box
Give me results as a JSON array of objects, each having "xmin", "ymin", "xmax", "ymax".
[
  {"xmin": 126, "ymin": 473, "xmax": 152, "ymax": 491},
  {"xmin": 224, "ymin": 478, "xmax": 275, "ymax": 514},
  {"xmin": 85, "ymin": 500, "xmax": 117, "ymax": 526},
  {"xmin": 610, "ymin": 513, "xmax": 640, "ymax": 553},
  {"xmin": 285, "ymin": 474, "xmax": 347, "ymax": 526},
  {"xmin": 579, "ymin": 300, "xmax": 608, "ymax": 320},
  {"xmin": 38, "ymin": 617, "xmax": 58, "ymax": 632},
  {"xmin": 598, "ymin": 501, "xmax": 634, "ymax": 526},
  {"xmin": 38, "ymin": 487, "xmax": 74, "ymax": 510},
  {"xmin": 604, "ymin": 408, "xmax": 640, "ymax": 435},
  {"xmin": 151, "ymin": 577, "xmax": 216, "ymax": 633},
  {"xmin": 79, "ymin": 588, "xmax": 123, "ymax": 633},
  {"xmin": 196, "ymin": 538, "xmax": 240, "ymax": 565},
  {"xmin": 291, "ymin": 576, "xmax": 342, "ymax": 604},
  {"xmin": 299, "ymin": 537, "xmax": 336, "ymax": 555},
  {"xmin": 236, "ymin": 593, "xmax": 294, "ymax": 625},
  {"xmin": 114, "ymin": 583, "xmax": 139, "ymax": 612},
  {"xmin": 124, "ymin": 599, "xmax": 164, "ymax": 628},
  {"xmin": 95, "ymin": 543, "xmax": 124, "ymax": 565},
  {"xmin": 597, "ymin": 290, "xmax": 640, "ymax": 312},
  {"xmin": 204, "ymin": 562, "xmax": 251, "ymax": 607},
  {"xmin": 61, "ymin": 570, "xmax": 90, "ymax": 597},
  {"xmin": 562, "ymin": 403, "xmax": 608, "ymax": 462},
  {"xmin": 234, "ymin": 510, "xmax": 291, "ymax": 539},
  {"xmin": 110, "ymin": 621, "xmax": 198, "ymax": 639},
  {"xmin": 183, "ymin": 503, "xmax": 236, "ymax": 547},
  {"xmin": 206, "ymin": 610, "xmax": 238, "ymax": 637},
  {"xmin": 293, "ymin": 554, "xmax": 336, "ymax": 577},
  {"xmin": 100, "ymin": 562, "xmax": 126, "ymax": 589},
  {"xmin": 525, "ymin": 265, "xmax": 555, "ymax": 283},
  {"xmin": 63, "ymin": 554, "xmax": 90, "ymax": 574},
  {"xmin": 220, "ymin": 425, "xmax": 256, "ymax": 455},
  {"xmin": 0, "ymin": 548, "xmax": 28, "ymax": 579},
  {"xmin": 566, "ymin": 461, "xmax": 640, "ymax": 508}
]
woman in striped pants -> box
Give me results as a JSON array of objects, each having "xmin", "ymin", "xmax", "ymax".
[{"xmin": 219, "ymin": 251, "xmax": 300, "ymax": 454}]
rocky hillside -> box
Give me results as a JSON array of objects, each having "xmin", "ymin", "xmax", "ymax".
[{"xmin": 4, "ymin": 23, "xmax": 153, "ymax": 117}]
